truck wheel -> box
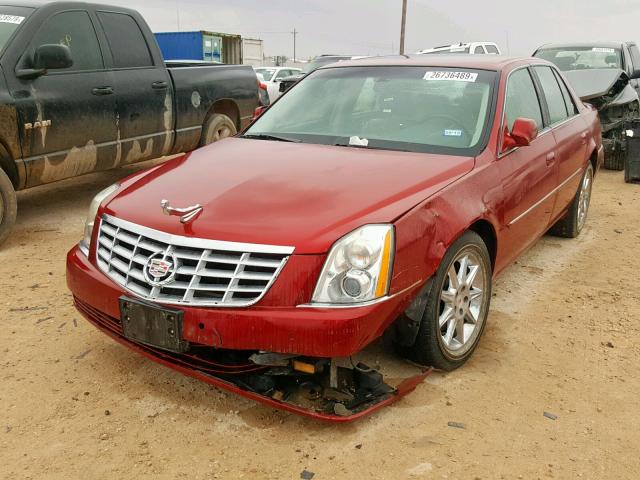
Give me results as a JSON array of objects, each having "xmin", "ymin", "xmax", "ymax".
[
  {"xmin": 402, "ymin": 231, "xmax": 492, "ymax": 371},
  {"xmin": 549, "ymin": 164, "xmax": 593, "ymax": 238},
  {"xmin": 604, "ymin": 147, "xmax": 625, "ymax": 170},
  {"xmin": 200, "ymin": 113, "xmax": 237, "ymax": 146},
  {"xmin": 0, "ymin": 168, "xmax": 17, "ymax": 247}
]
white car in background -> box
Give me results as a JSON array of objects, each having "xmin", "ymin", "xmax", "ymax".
[
  {"xmin": 417, "ymin": 42, "xmax": 501, "ymax": 55},
  {"xmin": 254, "ymin": 67, "xmax": 302, "ymax": 101}
]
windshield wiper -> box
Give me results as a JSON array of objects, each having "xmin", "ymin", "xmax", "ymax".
[
  {"xmin": 243, "ymin": 134, "xmax": 301, "ymax": 143},
  {"xmin": 333, "ymin": 142, "xmax": 411, "ymax": 152}
]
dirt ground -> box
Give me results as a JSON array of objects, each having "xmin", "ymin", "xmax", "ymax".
[{"xmin": 1, "ymin": 160, "xmax": 639, "ymax": 480}]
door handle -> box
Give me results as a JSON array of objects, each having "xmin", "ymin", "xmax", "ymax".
[
  {"xmin": 92, "ymin": 86, "xmax": 114, "ymax": 96},
  {"xmin": 546, "ymin": 152, "xmax": 556, "ymax": 166},
  {"xmin": 152, "ymin": 81, "xmax": 168, "ymax": 90}
]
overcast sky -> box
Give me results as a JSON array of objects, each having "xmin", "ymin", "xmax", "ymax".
[{"xmin": 19, "ymin": 0, "xmax": 640, "ymax": 58}]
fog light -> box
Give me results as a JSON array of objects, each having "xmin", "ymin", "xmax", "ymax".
[{"xmin": 341, "ymin": 270, "xmax": 372, "ymax": 298}]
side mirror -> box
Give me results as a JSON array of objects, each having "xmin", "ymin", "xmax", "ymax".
[
  {"xmin": 33, "ymin": 44, "xmax": 73, "ymax": 70},
  {"xmin": 502, "ymin": 117, "xmax": 538, "ymax": 152},
  {"xmin": 630, "ymin": 69, "xmax": 640, "ymax": 80}
]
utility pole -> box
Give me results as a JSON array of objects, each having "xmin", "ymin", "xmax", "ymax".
[
  {"xmin": 292, "ymin": 28, "xmax": 298, "ymax": 62},
  {"xmin": 399, "ymin": 0, "xmax": 407, "ymax": 55}
]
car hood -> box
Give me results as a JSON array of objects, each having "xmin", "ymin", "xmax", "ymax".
[
  {"xmin": 564, "ymin": 68, "xmax": 630, "ymax": 102},
  {"xmin": 104, "ymin": 138, "xmax": 474, "ymax": 254}
]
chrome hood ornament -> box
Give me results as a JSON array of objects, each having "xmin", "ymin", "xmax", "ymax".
[{"xmin": 160, "ymin": 199, "xmax": 203, "ymax": 224}]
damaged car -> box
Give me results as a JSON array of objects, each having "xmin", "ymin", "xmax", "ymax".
[
  {"xmin": 534, "ymin": 42, "xmax": 640, "ymax": 170},
  {"xmin": 67, "ymin": 56, "xmax": 603, "ymax": 421}
]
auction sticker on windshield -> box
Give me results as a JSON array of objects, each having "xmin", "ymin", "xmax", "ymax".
[
  {"xmin": 592, "ymin": 47, "xmax": 615, "ymax": 53},
  {"xmin": 0, "ymin": 14, "xmax": 24, "ymax": 24},
  {"xmin": 424, "ymin": 71, "xmax": 478, "ymax": 82}
]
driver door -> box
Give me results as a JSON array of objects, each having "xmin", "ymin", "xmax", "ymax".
[
  {"xmin": 10, "ymin": 9, "xmax": 117, "ymax": 187},
  {"xmin": 498, "ymin": 67, "xmax": 559, "ymax": 265}
]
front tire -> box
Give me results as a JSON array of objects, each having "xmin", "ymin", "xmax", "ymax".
[
  {"xmin": 200, "ymin": 113, "xmax": 237, "ymax": 147},
  {"xmin": 0, "ymin": 168, "xmax": 17, "ymax": 247},
  {"xmin": 549, "ymin": 163, "xmax": 593, "ymax": 238},
  {"xmin": 403, "ymin": 231, "xmax": 492, "ymax": 371}
]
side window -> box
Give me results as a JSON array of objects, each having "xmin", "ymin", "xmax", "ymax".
[
  {"xmin": 474, "ymin": 46, "xmax": 484, "ymax": 54},
  {"xmin": 534, "ymin": 66, "xmax": 568, "ymax": 124},
  {"xmin": 275, "ymin": 70, "xmax": 289, "ymax": 80},
  {"xmin": 97, "ymin": 12, "xmax": 153, "ymax": 68},
  {"xmin": 504, "ymin": 68, "xmax": 543, "ymax": 131},
  {"xmin": 31, "ymin": 11, "xmax": 103, "ymax": 72},
  {"xmin": 628, "ymin": 45, "xmax": 640, "ymax": 73},
  {"xmin": 486, "ymin": 45, "xmax": 499, "ymax": 54},
  {"xmin": 553, "ymin": 69, "xmax": 578, "ymax": 116}
]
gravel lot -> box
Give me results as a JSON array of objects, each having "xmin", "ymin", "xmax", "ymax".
[{"xmin": 1, "ymin": 160, "xmax": 639, "ymax": 479}]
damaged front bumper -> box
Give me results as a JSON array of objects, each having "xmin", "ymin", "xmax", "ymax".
[{"xmin": 67, "ymin": 245, "xmax": 430, "ymax": 421}]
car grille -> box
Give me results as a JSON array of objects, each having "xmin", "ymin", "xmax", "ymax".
[{"xmin": 95, "ymin": 215, "xmax": 293, "ymax": 307}]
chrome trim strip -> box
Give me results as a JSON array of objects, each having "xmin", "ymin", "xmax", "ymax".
[
  {"xmin": 508, "ymin": 167, "xmax": 583, "ymax": 226},
  {"xmin": 297, "ymin": 280, "xmax": 423, "ymax": 309},
  {"xmin": 78, "ymin": 242, "xmax": 89, "ymax": 257},
  {"xmin": 101, "ymin": 214, "xmax": 295, "ymax": 254}
]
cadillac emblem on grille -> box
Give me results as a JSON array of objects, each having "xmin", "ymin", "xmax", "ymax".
[{"xmin": 143, "ymin": 252, "xmax": 178, "ymax": 287}]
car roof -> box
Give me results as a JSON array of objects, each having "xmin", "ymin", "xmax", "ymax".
[
  {"xmin": 536, "ymin": 42, "xmax": 625, "ymax": 50},
  {"xmin": 319, "ymin": 54, "xmax": 540, "ymax": 72}
]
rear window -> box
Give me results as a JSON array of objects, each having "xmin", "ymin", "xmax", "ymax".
[
  {"xmin": 255, "ymin": 68, "xmax": 276, "ymax": 81},
  {"xmin": 0, "ymin": 6, "xmax": 33, "ymax": 54},
  {"xmin": 97, "ymin": 12, "xmax": 153, "ymax": 68}
]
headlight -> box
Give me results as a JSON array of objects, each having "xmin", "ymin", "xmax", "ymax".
[
  {"xmin": 79, "ymin": 183, "xmax": 119, "ymax": 255},
  {"xmin": 311, "ymin": 225, "xmax": 394, "ymax": 304}
]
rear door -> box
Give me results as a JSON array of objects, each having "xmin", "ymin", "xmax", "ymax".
[
  {"xmin": 96, "ymin": 10, "xmax": 174, "ymax": 165},
  {"xmin": 532, "ymin": 65, "xmax": 587, "ymax": 222},
  {"xmin": 11, "ymin": 9, "xmax": 118, "ymax": 187},
  {"xmin": 498, "ymin": 66, "xmax": 559, "ymax": 263}
]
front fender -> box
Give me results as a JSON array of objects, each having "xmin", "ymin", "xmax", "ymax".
[{"xmin": 390, "ymin": 160, "xmax": 502, "ymax": 297}]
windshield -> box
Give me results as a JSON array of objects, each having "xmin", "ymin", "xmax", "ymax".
[
  {"xmin": 255, "ymin": 68, "xmax": 276, "ymax": 81},
  {"xmin": 245, "ymin": 66, "xmax": 496, "ymax": 155},
  {"xmin": 534, "ymin": 46, "xmax": 623, "ymax": 71},
  {"xmin": 0, "ymin": 6, "xmax": 32, "ymax": 54}
]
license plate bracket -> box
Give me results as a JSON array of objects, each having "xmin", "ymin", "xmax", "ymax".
[{"xmin": 119, "ymin": 296, "xmax": 189, "ymax": 353}]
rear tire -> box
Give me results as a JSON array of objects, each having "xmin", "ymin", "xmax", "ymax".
[
  {"xmin": 549, "ymin": 164, "xmax": 593, "ymax": 238},
  {"xmin": 200, "ymin": 113, "xmax": 237, "ymax": 147},
  {"xmin": 0, "ymin": 168, "xmax": 17, "ymax": 247},
  {"xmin": 401, "ymin": 231, "xmax": 492, "ymax": 371}
]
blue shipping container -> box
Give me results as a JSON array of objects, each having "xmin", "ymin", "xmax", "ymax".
[{"xmin": 155, "ymin": 31, "xmax": 224, "ymax": 62}]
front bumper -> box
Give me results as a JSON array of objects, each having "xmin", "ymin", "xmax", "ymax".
[
  {"xmin": 66, "ymin": 245, "xmax": 422, "ymax": 358},
  {"xmin": 67, "ymin": 245, "xmax": 429, "ymax": 421}
]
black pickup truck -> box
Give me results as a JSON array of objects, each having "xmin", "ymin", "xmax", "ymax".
[{"xmin": 0, "ymin": 2, "xmax": 260, "ymax": 245}]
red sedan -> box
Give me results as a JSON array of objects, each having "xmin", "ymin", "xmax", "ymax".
[{"xmin": 67, "ymin": 56, "xmax": 603, "ymax": 421}]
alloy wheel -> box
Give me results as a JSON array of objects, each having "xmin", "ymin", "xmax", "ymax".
[
  {"xmin": 577, "ymin": 166, "xmax": 593, "ymax": 232},
  {"xmin": 438, "ymin": 249, "xmax": 488, "ymax": 357},
  {"xmin": 214, "ymin": 125, "xmax": 233, "ymax": 142}
]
